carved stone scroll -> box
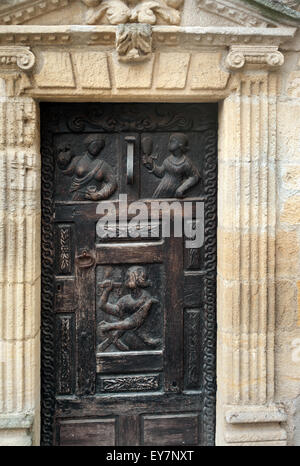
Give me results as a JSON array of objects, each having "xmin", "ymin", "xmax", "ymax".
[
  {"xmin": 0, "ymin": 47, "xmax": 35, "ymax": 72},
  {"xmin": 226, "ymin": 45, "xmax": 284, "ymax": 70}
]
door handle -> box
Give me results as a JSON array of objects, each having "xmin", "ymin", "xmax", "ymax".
[
  {"xmin": 125, "ymin": 136, "xmax": 135, "ymax": 185},
  {"xmin": 75, "ymin": 250, "xmax": 95, "ymax": 269}
]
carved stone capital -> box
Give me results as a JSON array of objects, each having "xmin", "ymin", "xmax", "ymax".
[
  {"xmin": 226, "ymin": 45, "xmax": 284, "ymax": 70},
  {"xmin": 116, "ymin": 23, "xmax": 152, "ymax": 63},
  {"xmin": 0, "ymin": 46, "xmax": 35, "ymax": 72}
]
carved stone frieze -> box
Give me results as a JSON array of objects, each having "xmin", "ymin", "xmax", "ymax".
[
  {"xmin": 116, "ymin": 23, "xmax": 152, "ymax": 62},
  {"xmin": 226, "ymin": 45, "xmax": 284, "ymax": 70},
  {"xmin": 0, "ymin": 0, "xmax": 71, "ymax": 26},
  {"xmin": 82, "ymin": 0, "xmax": 184, "ymax": 25},
  {"xmin": 196, "ymin": 0, "xmax": 275, "ymax": 27},
  {"xmin": 0, "ymin": 25, "xmax": 296, "ymax": 48},
  {"xmin": 0, "ymin": 46, "xmax": 35, "ymax": 72}
]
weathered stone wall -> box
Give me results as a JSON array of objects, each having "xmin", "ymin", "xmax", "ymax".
[{"xmin": 274, "ymin": 38, "xmax": 300, "ymax": 444}]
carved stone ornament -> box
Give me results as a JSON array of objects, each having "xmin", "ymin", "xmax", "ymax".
[
  {"xmin": 81, "ymin": 0, "xmax": 184, "ymax": 25},
  {"xmin": 0, "ymin": 46, "xmax": 35, "ymax": 72},
  {"xmin": 116, "ymin": 23, "xmax": 152, "ymax": 62},
  {"xmin": 226, "ymin": 45, "xmax": 285, "ymax": 70}
]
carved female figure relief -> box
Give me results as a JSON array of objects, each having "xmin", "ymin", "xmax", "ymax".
[
  {"xmin": 143, "ymin": 133, "xmax": 200, "ymax": 198},
  {"xmin": 97, "ymin": 266, "xmax": 159, "ymax": 352},
  {"xmin": 56, "ymin": 136, "xmax": 117, "ymax": 201}
]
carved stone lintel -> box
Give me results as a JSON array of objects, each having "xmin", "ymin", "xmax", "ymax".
[
  {"xmin": 116, "ymin": 23, "xmax": 152, "ymax": 63},
  {"xmin": 226, "ymin": 45, "xmax": 284, "ymax": 70},
  {"xmin": 0, "ymin": 46, "xmax": 35, "ymax": 72}
]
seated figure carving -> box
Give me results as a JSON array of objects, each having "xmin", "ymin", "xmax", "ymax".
[
  {"xmin": 97, "ymin": 266, "xmax": 159, "ymax": 352},
  {"xmin": 56, "ymin": 136, "xmax": 117, "ymax": 201}
]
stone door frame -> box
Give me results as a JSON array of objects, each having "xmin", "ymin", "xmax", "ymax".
[{"xmin": 0, "ymin": 24, "xmax": 295, "ymax": 445}]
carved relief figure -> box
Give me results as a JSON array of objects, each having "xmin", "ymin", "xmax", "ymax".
[
  {"xmin": 81, "ymin": 0, "xmax": 184, "ymax": 25},
  {"xmin": 97, "ymin": 266, "xmax": 159, "ymax": 352},
  {"xmin": 56, "ymin": 136, "xmax": 117, "ymax": 201},
  {"xmin": 143, "ymin": 133, "xmax": 200, "ymax": 198}
]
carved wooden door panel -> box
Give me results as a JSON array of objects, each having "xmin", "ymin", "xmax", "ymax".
[{"xmin": 41, "ymin": 103, "xmax": 217, "ymax": 446}]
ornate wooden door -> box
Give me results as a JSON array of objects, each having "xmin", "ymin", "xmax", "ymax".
[{"xmin": 41, "ymin": 103, "xmax": 217, "ymax": 446}]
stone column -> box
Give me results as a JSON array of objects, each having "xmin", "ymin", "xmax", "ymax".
[
  {"xmin": 217, "ymin": 70, "xmax": 287, "ymax": 445},
  {"xmin": 0, "ymin": 49, "xmax": 40, "ymax": 446}
]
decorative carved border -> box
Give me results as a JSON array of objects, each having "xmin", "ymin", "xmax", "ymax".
[
  {"xmin": 0, "ymin": 25, "xmax": 296, "ymax": 47},
  {"xmin": 0, "ymin": 0, "xmax": 71, "ymax": 26},
  {"xmin": 40, "ymin": 116, "xmax": 56, "ymax": 446},
  {"xmin": 203, "ymin": 128, "xmax": 217, "ymax": 446},
  {"xmin": 40, "ymin": 103, "xmax": 218, "ymax": 446},
  {"xmin": 196, "ymin": 0, "xmax": 276, "ymax": 27}
]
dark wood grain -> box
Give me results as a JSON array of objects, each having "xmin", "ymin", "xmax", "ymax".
[
  {"xmin": 58, "ymin": 418, "xmax": 116, "ymax": 446},
  {"xmin": 96, "ymin": 242, "xmax": 164, "ymax": 264},
  {"xmin": 142, "ymin": 414, "xmax": 199, "ymax": 446},
  {"xmin": 118, "ymin": 415, "xmax": 140, "ymax": 446},
  {"xmin": 164, "ymin": 234, "xmax": 184, "ymax": 393},
  {"xmin": 41, "ymin": 102, "xmax": 217, "ymax": 446},
  {"xmin": 96, "ymin": 351, "xmax": 163, "ymax": 374}
]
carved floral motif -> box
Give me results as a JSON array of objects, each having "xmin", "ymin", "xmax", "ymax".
[
  {"xmin": 102, "ymin": 375, "xmax": 160, "ymax": 392},
  {"xmin": 116, "ymin": 23, "xmax": 152, "ymax": 62},
  {"xmin": 59, "ymin": 226, "xmax": 71, "ymax": 273},
  {"xmin": 81, "ymin": 0, "xmax": 184, "ymax": 25}
]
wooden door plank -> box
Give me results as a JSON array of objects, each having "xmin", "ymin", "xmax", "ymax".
[
  {"xmin": 163, "ymin": 233, "xmax": 184, "ymax": 393},
  {"xmin": 96, "ymin": 242, "xmax": 164, "ymax": 264},
  {"xmin": 74, "ymin": 217, "xmax": 96, "ymax": 396}
]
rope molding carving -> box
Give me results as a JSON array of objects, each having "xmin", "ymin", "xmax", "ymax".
[
  {"xmin": 203, "ymin": 128, "xmax": 217, "ymax": 446},
  {"xmin": 40, "ymin": 118, "xmax": 56, "ymax": 446}
]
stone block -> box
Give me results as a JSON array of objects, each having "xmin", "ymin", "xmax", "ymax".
[
  {"xmin": 34, "ymin": 51, "xmax": 75, "ymax": 88},
  {"xmin": 72, "ymin": 52, "xmax": 111, "ymax": 89},
  {"xmin": 112, "ymin": 54, "xmax": 155, "ymax": 89},
  {"xmin": 281, "ymin": 195, "xmax": 300, "ymax": 225},
  {"xmin": 282, "ymin": 166, "xmax": 300, "ymax": 190},
  {"xmin": 276, "ymin": 280, "xmax": 297, "ymax": 331},
  {"xmin": 156, "ymin": 53, "xmax": 190, "ymax": 89},
  {"xmin": 190, "ymin": 53, "xmax": 229, "ymax": 90},
  {"xmin": 276, "ymin": 230, "xmax": 299, "ymax": 278}
]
